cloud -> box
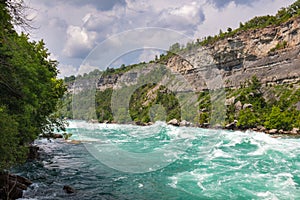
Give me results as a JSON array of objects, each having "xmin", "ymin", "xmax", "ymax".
[
  {"xmin": 194, "ymin": 0, "xmax": 294, "ymax": 39},
  {"xmin": 35, "ymin": 0, "xmax": 126, "ymax": 11},
  {"xmin": 78, "ymin": 63, "xmax": 99, "ymax": 75},
  {"xmin": 63, "ymin": 25, "xmax": 97, "ymax": 57},
  {"xmin": 24, "ymin": 0, "xmax": 296, "ymax": 77},
  {"xmin": 153, "ymin": 2, "xmax": 205, "ymax": 34},
  {"xmin": 68, "ymin": 0, "xmax": 126, "ymax": 11},
  {"xmin": 138, "ymin": 49, "xmax": 162, "ymax": 63},
  {"xmin": 58, "ymin": 64, "xmax": 78, "ymax": 78},
  {"xmin": 208, "ymin": 0, "xmax": 257, "ymax": 8}
]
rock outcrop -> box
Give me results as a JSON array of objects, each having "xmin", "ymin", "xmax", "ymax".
[
  {"xmin": 166, "ymin": 17, "xmax": 300, "ymax": 91},
  {"xmin": 0, "ymin": 174, "xmax": 32, "ymax": 199},
  {"xmin": 66, "ymin": 17, "xmax": 300, "ymax": 94}
]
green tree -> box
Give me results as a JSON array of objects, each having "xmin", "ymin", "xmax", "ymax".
[
  {"xmin": 0, "ymin": 0, "xmax": 66, "ymax": 171},
  {"xmin": 264, "ymin": 106, "xmax": 292, "ymax": 130},
  {"xmin": 237, "ymin": 109, "xmax": 259, "ymax": 129}
]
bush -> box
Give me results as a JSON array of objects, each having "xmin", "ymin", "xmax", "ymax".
[
  {"xmin": 264, "ymin": 106, "xmax": 293, "ymax": 130},
  {"xmin": 237, "ymin": 109, "xmax": 259, "ymax": 129}
]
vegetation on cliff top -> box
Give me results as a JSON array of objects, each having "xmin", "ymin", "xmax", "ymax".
[
  {"xmin": 0, "ymin": 0, "xmax": 66, "ymax": 171},
  {"xmin": 159, "ymin": 0, "xmax": 300, "ymax": 55}
]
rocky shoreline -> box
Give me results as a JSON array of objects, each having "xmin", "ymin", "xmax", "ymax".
[
  {"xmin": 88, "ymin": 119, "xmax": 300, "ymax": 136},
  {"xmin": 0, "ymin": 173, "xmax": 32, "ymax": 200},
  {"xmin": 171, "ymin": 119, "xmax": 300, "ymax": 136},
  {"xmin": 0, "ymin": 144, "xmax": 77, "ymax": 200},
  {"xmin": 0, "ymin": 145, "xmax": 38, "ymax": 200}
]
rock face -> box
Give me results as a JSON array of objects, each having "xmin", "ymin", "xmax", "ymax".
[
  {"xmin": 67, "ymin": 17, "xmax": 300, "ymax": 94},
  {"xmin": 165, "ymin": 17, "xmax": 300, "ymax": 91},
  {"xmin": 0, "ymin": 174, "xmax": 32, "ymax": 199}
]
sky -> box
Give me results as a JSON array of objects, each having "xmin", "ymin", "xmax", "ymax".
[{"xmin": 23, "ymin": 0, "xmax": 295, "ymax": 78}]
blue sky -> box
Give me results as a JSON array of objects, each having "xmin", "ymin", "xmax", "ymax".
[{"xmin": 24, "ymin": 0, "xmax": 295, "ymax": 77}]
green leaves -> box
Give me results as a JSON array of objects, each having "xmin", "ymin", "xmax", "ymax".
[{"xmin": 0, "ymin": 1, "xmax": 66, "ymax": 171}]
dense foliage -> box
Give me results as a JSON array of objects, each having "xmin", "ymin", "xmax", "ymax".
[
  {"xmin": 228, "ymin": 77, "xmax": 300, "ymax": 130},
  {"xmin": 0, "ymin": 1, "xmax": 66, "ymax": 171},
  {"xmin": 129, "ymin": 84, "xmax": 181, "ymax": 123}
]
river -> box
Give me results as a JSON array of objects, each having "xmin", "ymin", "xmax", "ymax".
[{"xmin": 15, "ymin": 121, "xmax": 300, "ymax": 199}]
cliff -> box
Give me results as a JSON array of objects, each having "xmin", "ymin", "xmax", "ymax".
[
  {"xmin": 63, "ymin": 15, "xmax": 300, "ymax": 133},
  {"xmin": 92, "ymin": 17, "xmax": 300, "ymax": 93},
  {"xmin": 167, "ymin": 17, "xmax": 300, "ymax": 91}
]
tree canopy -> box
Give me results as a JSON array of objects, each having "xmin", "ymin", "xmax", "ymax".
[{"xmin": 0, "ymin": 0, "xmax": 66, "ymax": 171}]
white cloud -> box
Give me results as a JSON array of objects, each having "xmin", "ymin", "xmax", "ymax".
[
  {"xmin": 194, "ymin": 0, "xmax": 294, "ymax": 39},
  {"xmin": 78, "ymin": 63, "xmax": 99, "ymax": 75},
  {"xmin": 24, "ymin": 0, "xmax": 296, "ymax": 77},
  {"xmin": 58, "ymin": 64, "xmax": 78, "ymax": 78},
  {"xmin": 138, "ymin": 49, "xmax": 163, "ymax": 63},
  {"xmin": 63, "ymin": 25, "xmax": 97, "ymax": 57}
]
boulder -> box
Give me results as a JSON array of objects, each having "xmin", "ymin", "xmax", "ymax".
[
  {"xmin": 135, "ymin": 121, "xmax": 146, "ymax": 126},
  {"xmin": 63, "ymin": 185, "xmax": 75, "ymax": 194},
  {"xmin": 225, "ymin": 122, "xmax": 235, "ymax": 129},
  {"xmin": 225, "ymin": 120, "xmax": 238, "ymax": 130},
  {"xmin": 213, "ymin": 124, "xmax": 223, "ymax": 129},
  {"xmin": 146, "ymin": 122, "xmax": 154, "ymax": 126},
  {"xmin": 235, "ymin": 101, "xmax": 242, "ymax": 111},
  {"xmin": 200, "ymin": 108, "xmax": 207, "ymax": 112},
  {"xmin": 291, "ymin": 128, "xmax": 300, "ymax": 134},
  {"xmin": 167, "ymin": 119, "xmax": 180, "ymax": 126},
  {"xmin": 257, "ymin": 125, "xmax": 266, "ymax": 132},
  {"xmin": 248, "ymin": 92, "xmax": 255, "ymax": 97},
  {"xmin": 88, "ymin": 119, "xmax": 98, "ymax": 123},
  {"xmin": 268, "ymin": 129, "xmax": 278, "ymax": 134},
  {"xmin": 279, "ymin": 129, "xmax": 284, "ymax": 134},
  {"xmin": 0, "ymin": 174, "xmax": 32, "ymax": 199},
  {"xmin": 296, "ymin": 102, "xmax": 300, "ymax": 111},
  {"xmin": 53, "ymin": 133, "xmax": 63, "ymax": 139},
  {"xmin": 243, "ymin": 103, "xmax": 253, "ymax": 109},
  {"xmin": 202, "ymin": 123, "xmax": 210, "ymax": 128},
  {"xmin": 225, "ymin": 97, "xmax": 235, "ymax": 106},
  {"xmin": 28, "ymin": 145, "xmax": 39, "ymax": 160},
  {"xmin": 180, "ymin": 120, "xmax": 191, "ymax": 127}
]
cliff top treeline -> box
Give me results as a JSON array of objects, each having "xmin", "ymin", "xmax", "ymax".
[{"xmin": 0, "ymin": 0, "xmax": 66, "ymax": 172}]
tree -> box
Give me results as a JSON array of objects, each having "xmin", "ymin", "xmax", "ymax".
[
  {"xmin": 237, "ymin": 109, "xmax": 259, "ymax": 129},
  {"xmin": 264, "ymin": 106, "xmax": 292, "ymax": 130},
  {"xmin": 0, "ymin": 0, "xmax": 66, "ymax": 171},
  {"xmin": 239, "ymin": 22, "xmax": 244, "ymax": 29},
  {"xmin": 169, "ymin": 42, "xmax": 180, "ymax": 53}
]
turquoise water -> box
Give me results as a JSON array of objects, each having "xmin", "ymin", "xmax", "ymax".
[{"xmin": 16, "ymin": 121, "xmax": 300, "ymax": 199}]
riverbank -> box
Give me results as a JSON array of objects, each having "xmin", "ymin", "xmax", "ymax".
[{"xmin": 88, "ymin": 118, "xmax": 300, "ymax": 136}]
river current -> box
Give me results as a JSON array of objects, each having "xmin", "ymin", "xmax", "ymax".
[{"xmin": 15, "ymin": 121, "xmax": 300, "ymax": 199}]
